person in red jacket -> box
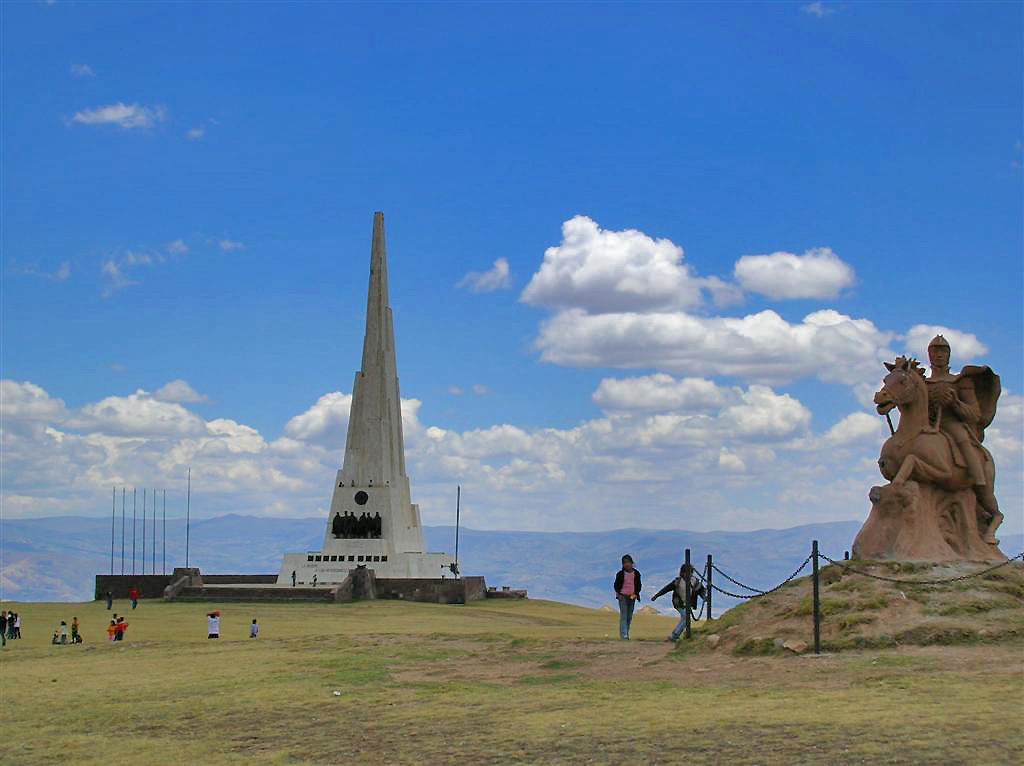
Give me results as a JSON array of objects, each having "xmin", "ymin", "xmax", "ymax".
[
  {"xmin": 128, "ymin": 587, "xmax": 140, "ymax": 610},
  {"xmin": 114, "ymin": 617, "xmax": 128, "ymax": 641}
]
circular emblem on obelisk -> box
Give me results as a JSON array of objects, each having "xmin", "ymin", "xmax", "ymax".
[{"xmin": 354, "ymin": 491, "xmax": 369, "ymax": 505}]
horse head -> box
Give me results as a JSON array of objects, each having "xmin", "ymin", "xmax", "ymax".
[{"xmin": 874, "ymin": 356, "xmax": 925, "ymax": 415}]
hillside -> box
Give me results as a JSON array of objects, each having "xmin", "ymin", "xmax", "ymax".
[{"xmin": 3, "ymin": 514, "xmax": 1021, "ymax": 610}]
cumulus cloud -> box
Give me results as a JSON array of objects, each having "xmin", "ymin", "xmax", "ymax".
[
  {"xmin": 734, "ymin": 248, "xmax": 856, "ymax": 300},
  {"xmin": 2, "ymin": 378, "xmax": 1020, "ymax": 535},
  {"xmin": 534, "ymin": 307, "xmax": 895, "ymax": 386},
  {"xmin": 153, "ymin": 380, "xmax": 210, "ymax": 404},
  {"xmin": 904, "ymin": 325, "xmax": 987, "ymax": 363},
  {"xmin": 521, "ymin": 216, "xmax": 704, "ymax": 312},
  {"xmin": 71, "ymin": 103, "xmax": 167, "ymax": 129},
  {"xmin": 593, "ymin": 374, "xmax": 730, "ymax": 413},
  {"xmin": 70, "ymin": 64, "xmax": 94, "ymax": 78},
  {"xmin": 218, "ymin": 239, "xmax": 245, "ymax": 252},
  {"xmin": 67, "ymin": 391, "xmax": 207, "ymax": 437},
  {"xmin": 457, "ymin": 258, "xmax": 510, "ymax": 293}
]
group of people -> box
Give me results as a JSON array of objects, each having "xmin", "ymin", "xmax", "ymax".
[
  {"xmin": 106, "ymin": 615, "xmax": 129, "ymax": 641},
  {"xmin": 51, "ymin": 617, "xmax": 84, "ymax": 645},
  {"xmin": 206, "ymin": 611, "xmax": 259, "ymax": 639},
  {"xmin": 613, "ymin": 554, "xmax": 706, "ymax": 642},
  {"xmin": 1, "ymin": 610, "xmax": 21, "ymax": 645},
  {"xmin": 330, "ymin": 511, "xmax": 383, "ymax": 539}
]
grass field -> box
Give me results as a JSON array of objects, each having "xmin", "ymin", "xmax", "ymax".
[{"xmin": 1, "ymin": 597, "xmax": 1021, "ymax": 765}]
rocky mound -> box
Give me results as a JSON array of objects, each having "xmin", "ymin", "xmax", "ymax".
[{"xmin": 691, "ymin": 558, "xmax": 1023, "ymax": 655}]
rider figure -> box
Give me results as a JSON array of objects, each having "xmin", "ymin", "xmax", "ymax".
[{"xmin": 925, "ymin": 334, "xmax": 1002, "ymax": 542}]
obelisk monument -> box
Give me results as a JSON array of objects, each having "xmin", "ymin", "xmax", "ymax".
[{"xmin": 278, "ymin": 213, "xmax": 454, "ymax": 583}]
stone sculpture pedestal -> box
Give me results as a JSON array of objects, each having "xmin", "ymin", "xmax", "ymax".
[{"xmin": 852, "ymin": 482, "xmax": 1007, "ymax": 562}]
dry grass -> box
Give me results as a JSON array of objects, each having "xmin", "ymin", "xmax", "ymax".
[
  {"xmin": 1, "ymin": 595, "xmax": 1021, "ymax": 765},
  {"xmin": 707, "ymin": 560, "xmax": 1024, "ymax": 654}
]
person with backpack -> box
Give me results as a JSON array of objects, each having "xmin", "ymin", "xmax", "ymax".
[
  {"xmin": 651, "ymin": 562, "xmax": 706, "ymax": 642},
  {"xmin": 613, "ymin": 554, "xmax": 642, "ymax": 640}
]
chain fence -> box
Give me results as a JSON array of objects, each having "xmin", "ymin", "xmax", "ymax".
[
  {"xmin": 708, "ymin": 554, "xmax": 813, "ymax": 600},
  {"xmin": 817, "ymin": 550, "xmax": 1024, "ymax": 585},
  {"xmin": 673, "ymin": 542, "xmax": 1023, "ymax": 654}
]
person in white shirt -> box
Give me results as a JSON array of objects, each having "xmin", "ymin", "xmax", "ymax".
[
  {"xmin": 249, "ymin": 619, "xmax": 259, "ymax": 638},
  {"xmin": 207, "ymin": 612, "xmax": 220, "ymax": 639}
]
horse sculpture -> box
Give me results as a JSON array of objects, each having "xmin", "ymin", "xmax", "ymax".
[{"xmin": 851, "ymin": 356, "xmax": 1006, "ymax": 562}]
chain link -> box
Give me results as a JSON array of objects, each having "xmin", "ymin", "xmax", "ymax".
[
  {"xmin": 817, "ymin": 551, "xmax": 1024, "ymax": 585},
  {"xmin": 708, "ymin": 554, "xmax": 813, "ymax": 600}
]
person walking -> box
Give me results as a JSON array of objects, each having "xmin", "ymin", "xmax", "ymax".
[
  {"xmin": 0, "ymin": 611, "xmax": 7, "ymax": 648},
  {"xmin": 291, "ymin": 570, "xmax": 296, "ymax": 587},
  {"xmin": 13, "ymin": 612, "xmax": 21, "ymax": 639},
  {"xmin": 652, "ymin": 563, "xmax": 704, "ymax": 642},
  {"xmin": 106, "ymin": 591, "xmax": 113, "ymax": 610},
  {"xmin": 312, "ymin": 574, "xmax": 318, "ymax": 588},
  {"xmin": 249, "ymin": 619, "xmax": 259, "ymax": 638},
  {"xmin": 114, "ymin": 617, "xmax": 127, "ymax": 641},
  {"xmin": 613, "ymin": 555, "xmax": 642, "ymax": 640},
  {"xmin": 71, "ymin": 617, "xmax": 81, "ymax": 644},
  {"xmin": 207, "ymin": 611, "xmax": 220, "ymax": 639},
  {"xmin": 107, "ymin": 620, "xmax": 117, "ymax": 642},
  {"xmin": 128, "ymin": 587, "xmax": 139, "ymax": 610},
  {"xmin": 59, "ymin": 621, "xmax": 69, "ymax": 645}
]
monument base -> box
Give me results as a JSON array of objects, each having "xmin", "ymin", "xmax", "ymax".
[
  {"xmin": 852, "ymin": 481, "xmax": 1007, "ymax": 562},
  {"xmin": 277, "ymin": 548, "xmax": 455, "ymax": 585}
]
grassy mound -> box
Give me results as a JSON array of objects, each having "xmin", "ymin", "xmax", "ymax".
[{"xmin": 695, "ymin": 560, "xmax": 1024, "ymax": 655}]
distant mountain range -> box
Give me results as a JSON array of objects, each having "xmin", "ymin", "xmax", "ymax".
[{"xmin": 3, "ymin": 515, "xmax": 1020, "ymax": 614}]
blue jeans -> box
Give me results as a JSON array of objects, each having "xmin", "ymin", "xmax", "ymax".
[
  {"xmin": 617, "ymin": 595, "xmax": 636, "ymax": 638},
  {"xmin": 670, "ymin": 607, "xmax": 687, "ymax": 640}
]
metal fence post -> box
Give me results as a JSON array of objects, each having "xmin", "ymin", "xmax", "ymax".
[
  {"xmin": 812, "ymin": 539, "xmax": 821, "ymax": 654},
  {"xmin": 706, "ymin": 553, "xmax": 713, "ymax": 621},
  {"xmin": 684, "ymin": 548, "xmax": 692, "ymax": 640}
]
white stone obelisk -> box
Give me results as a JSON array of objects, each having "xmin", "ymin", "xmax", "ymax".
[{"xmin": 278, "ymin": 213, "xmax": 453, "ymax": 583}]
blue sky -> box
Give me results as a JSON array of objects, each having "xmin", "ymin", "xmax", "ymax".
[{"xmin": 2, "ymin": 1, "xmax": 1022, "ymax": 537}]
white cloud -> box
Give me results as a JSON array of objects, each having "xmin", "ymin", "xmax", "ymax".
[
  {"xmin": 100, "ymin": 259, "xmax": 138, "ymax": 296},
  {"xmin": 100, "ymin": 250, "xmax": 162, "ymax": 296},
  {"xmin": 70, "ymin": 64, "xmax": 94, "ymax": 78},
  {"xmin": 593, "ymin": 374, "xmax": 731, "ymax": 413},
  {"xmin": 71, "ymin": 103, "xmax": 167, "ymax": 130},
  {"xmin": 734, "ymin": 248, "xmax": 855, "ymax": 300},
  {"xmin": 447, "ymin": 386, "xmax": 464, "ymax": 396},
  {"xmin": 219, "ymin": 239, "xmax": 245, "ymax": 252},
  {"xmin": 819, "ymin": 412, "xmax": 887, "ymax": 447},
  {"xmin": 2, "ymin": 378, "xmax": 1020, "ymax": 536},
  {"xmin": 21, "ymin": 261, "xmax": 71, "ymax": 281},
  {"xmin": 521, "ymin": 216, "xmax": 704, "ymax": 312},
  {"xmin": 471, "ymin": 384, "xmax": 490, "ymax": 395},
  {"xmin": 153, "ymin": 380, "xmax": 210, "ymax": 404},
  {"xmin": 186, "ymin": 127, "xmax": 205, "ymax": 140},
  {"xmin": 457, "ymin": 258, "xmax": 510, "ymax": 293},
  {"xmin": 903, "ymin": 325, "xmax": 987, "ymax": 364},
  {"xmin": 534, "ymin": 307, "xmax": 895, "ymax": 386},
  {"xmin": 166, "ymin": 239, "xmax": 189, "ymax": 255},
  {"xmin": 802, "ymin": 1, "xmax": 838, "ymax": 17},
  {"xmin": 67, "ymin": 390, "xmax": 207, "ymax": 437}
]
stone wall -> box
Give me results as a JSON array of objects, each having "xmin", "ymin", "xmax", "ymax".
[
  {"xmin": 375, "ymin": 576, "xmax": 486, "ymax": 604},
  {"xmin": 94, "ymin": 574, "xmax": 173, "ymax": 600},
  {"xmin": 202, "ymin": 574, "xmax": 278, "ymax": 584}
]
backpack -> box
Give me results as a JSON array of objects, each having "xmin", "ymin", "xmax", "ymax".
[{"xmin": 675, "ymin": 575, "xmax": 705, "ymax": 609}]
